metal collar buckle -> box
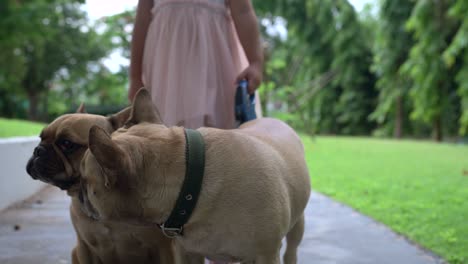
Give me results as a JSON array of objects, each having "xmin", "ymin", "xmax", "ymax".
[{"xmin": 159, "ymin": 223, "xmax": 183, "ymax": 238}]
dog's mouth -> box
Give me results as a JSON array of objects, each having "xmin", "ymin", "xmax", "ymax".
[
  {"xmin": 54, "ymin": 178, "xmax": 79, "ymax": 190},
  {"xmin": 26, "ymin": 156, "xmax": 78, "ymax": 190}
]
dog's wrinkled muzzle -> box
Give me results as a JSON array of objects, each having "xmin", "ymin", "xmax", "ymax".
[
  {"xmin": 26, "ymin": 145, "xmax": 48, "ymax": 178},
  {"xmin": 26, "ymin": 144, "xmax": 78, "ymax": 190},
  {"xmin": 26, "ymin": 157, "xmax": 37, "ymax": 179},
  {"xmin": 33, "ymin": 145, "xmax": 47, "ymax": 157}
]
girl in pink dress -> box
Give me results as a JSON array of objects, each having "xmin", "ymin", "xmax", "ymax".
[
  {"xmin": 128, "ymin": 0, "xmax": 263, "ymax": 263},
  {"xmin": 128, "ymin": 0, "xmax": 263, "ymax": 129}
]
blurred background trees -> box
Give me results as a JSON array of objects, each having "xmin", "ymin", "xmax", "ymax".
[
  {"xmin": 255, "ymin": 0, "xmax": 468, "ymax": 141},
  {"xmin": 0, "ymin": 0, "xmax": 126, "ymax": 120},
  {"xmin": 0, "ymin": 0, "xmax": 467, "ymax": 142}
]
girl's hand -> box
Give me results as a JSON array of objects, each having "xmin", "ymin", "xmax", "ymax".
[{"xmin": 235, "ymin": 62, "xmax": 263, "ymax": 94}]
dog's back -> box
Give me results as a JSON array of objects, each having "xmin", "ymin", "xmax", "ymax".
[
  {"xmin": 236, "ymin": 118, "xmax": 311, "ymax": 224},
  {"xmin": 192, "ymin": 118, "xmax": 311, "ymax": 261},
  {"xmin": 238, "ymin": 118, "xmax": 304, "ymax": 154}
]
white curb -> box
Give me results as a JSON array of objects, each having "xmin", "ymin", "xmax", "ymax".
[{"xmin": 0, "ymin": 136, "xmax": 45, "ymax": 211}]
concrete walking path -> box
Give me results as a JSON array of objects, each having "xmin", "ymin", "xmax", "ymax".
[{"xmin": 0, "ymin": 187, "xmax": 445, "ymax": 264}]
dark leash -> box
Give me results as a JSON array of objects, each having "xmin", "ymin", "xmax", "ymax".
[{"xmin": 235, "ymin": 80, "xmax": 257, "ymax": 125}]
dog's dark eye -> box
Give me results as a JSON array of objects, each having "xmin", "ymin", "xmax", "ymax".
[{"xmin": 57, "ymin": 139, "xmax": 78, "ymax": 153}]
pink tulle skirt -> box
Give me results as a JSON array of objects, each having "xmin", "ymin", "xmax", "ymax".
[{"xmin": 142, "ymin": 0, "xmax": 249, "ymax": 129}]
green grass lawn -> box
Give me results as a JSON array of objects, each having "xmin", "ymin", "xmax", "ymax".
[
  {"xmin": 302, "ymin": 135, "xmax": 468, "ymax": 264},
  {"xmin": 0, "ymin": 118, "xmax": 45, "ymax": 138}
]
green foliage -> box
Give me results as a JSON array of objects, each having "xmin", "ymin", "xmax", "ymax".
[
  {"xmin": 255, "ymin": 0, "xmax": 468, "ymax": 140},
  {"xmin": 0, "ymin": 0, "xmax": 118, "ymax": 121},
  {"xmin": 328, "ymin": 1, "xmax": 376, "ymax": 135},
  {"xmin": 49, "ymin": 64, "xmax": 129, "ymax": 119},
  {"xmin": 100, "ymin": 10, "xmax": 135, "ymax": 60},
  {"xmin": 371, "ymin": 0, "xmax": 414, "ymax": 137},
  {"xmin": 401, "ymin": 0, "xmax": 460, "ymax": 140},
  {"xmin": 304, "ymin": 135, "xmax": 468, "ymax": 264},
  {"xmin": 256, "ymin": 0, "xmax": 376, "ymax": 135},
  {"xmin": 443, "ymin": 0, "xmax": 468, "ymax": 135}
]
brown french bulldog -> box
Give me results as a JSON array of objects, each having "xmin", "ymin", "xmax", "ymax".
[
  {"xmin": 26, "ymin": 105, "xmax": 176, "ymax": 264},
  {"xmin": 79, "ymin": 88, "xmax": 311, "ymax": 264}
]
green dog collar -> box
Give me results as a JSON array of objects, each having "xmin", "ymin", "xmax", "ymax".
[{"xmin": 160, "ymin": 128, "xmax": 205, "ymax": 237}]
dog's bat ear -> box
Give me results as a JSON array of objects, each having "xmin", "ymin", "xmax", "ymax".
[
  {"xmin": 76, "ymin": 102, "xmax": 86, "ymax": 113},
  {"xmin": 107, "ymin": 106, "xmax": 131, "ymax": 130},
  {"xmin": 88, "ymin": 126, "xmax": 129, "ymax": 181},
  {"xmin": 128, "ymin": 88, "xmax": 163, "ymax": 125}
]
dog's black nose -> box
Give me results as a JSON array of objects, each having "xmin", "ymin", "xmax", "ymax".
[{"xmin": 33, "ymin": 145, "xmax": 47, "ymax": 157}]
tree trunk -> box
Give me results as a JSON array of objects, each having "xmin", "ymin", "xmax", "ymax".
[
  {"xmin": 433, "ymin": 115, "xmax": 442, "ymax": 142},
  {"xmin": 393, "ymin": 95, "xmax": 403, "ymax": 139},
  {"xmin": 27, "ymin": 91, "xmax": 39, "ymax": 121}
]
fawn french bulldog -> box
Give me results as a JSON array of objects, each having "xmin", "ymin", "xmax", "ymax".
[
  {"xmin": 26, "ymin": 104, "xmax": 176, "ymax": 264},
  {"xmin": 79, "ymin": 88, "xmax": 311, "ymax": 264}
]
